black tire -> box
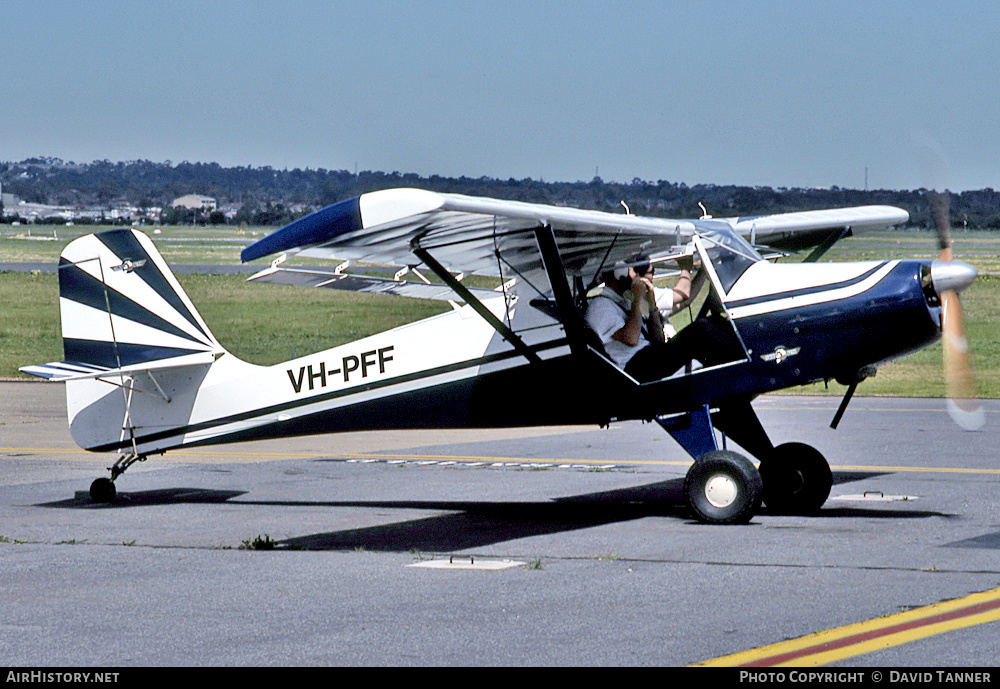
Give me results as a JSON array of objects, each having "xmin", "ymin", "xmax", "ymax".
[
  {"xmin": 759, "ymin": 442, "xmax": 832, "ymax": 515},
  {"xmin": 90, "ymin": 478, "xmax": 117, "ymax": 504},
  {"xmin": 683, "ymin": 450, "xmax": 762, "ymax": 524}
]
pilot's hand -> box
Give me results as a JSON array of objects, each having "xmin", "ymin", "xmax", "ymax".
[
  {"xmin": 631, "ymin": 276, "xmax": 650, "ymax": 299},
  {"xmin": 677, "ymin": 255, "xmax": 695, "ymax": 272}
]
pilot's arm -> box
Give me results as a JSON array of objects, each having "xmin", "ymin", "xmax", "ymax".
[
  {"xmin": 613, "ymin": 277, "xmax": 649, "ymax": 347},
  {"xmin": 668, "ymin": 256, "xmax": 705, "ymax": 314}
]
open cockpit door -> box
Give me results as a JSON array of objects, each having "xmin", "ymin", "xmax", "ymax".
[{"xmin": 653, "ymin": 230, "xmax": 757, "ymax": 376}]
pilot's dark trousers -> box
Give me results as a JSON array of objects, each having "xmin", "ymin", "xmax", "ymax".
[{"xmin": 624, "ymin": 315, "xmax": 739, "ymax": 383}]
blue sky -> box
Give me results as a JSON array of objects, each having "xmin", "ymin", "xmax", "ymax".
[{"xmin": 4, "ymin": 0, "xmax": 999, "ymax": 190}]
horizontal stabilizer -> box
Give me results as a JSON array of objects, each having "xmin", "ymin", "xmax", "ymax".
[
  {"xmin": 20, "ymin": 351, "xmax": 221, "ymax": 382},
  {"xmin": 247, "ymin": 265, "xmax": 506, "ymax": 303}
]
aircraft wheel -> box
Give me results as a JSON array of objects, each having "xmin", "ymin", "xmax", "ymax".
[
  {"xmin": 90, "ymin": 478, "xmax": 117, "ymax": 504},
  {"xmin": 683, "ymin": 450, "xmax": 762, "ymax": 525},
  {"xmin": 759, "ymin": 442, "xmax": 832, "ymax": 515}
]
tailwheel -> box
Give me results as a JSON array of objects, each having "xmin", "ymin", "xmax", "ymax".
[
  {"xmin": 90, "ymin": 477, "xmax": 117, "ymax": 504},
  {"xmin": 759, "ymin": 442, "xmax": 832, "ymax": 515},
  {"xmin": 89, "ymin": 452, "xmax": 144, "ymax": 504},
  {"xmin": 683, "ymin": 450, "xmax": 762, "ymax": 524}
]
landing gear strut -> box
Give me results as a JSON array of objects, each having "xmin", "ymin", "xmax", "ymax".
[{"xmin": 89, "ymin": 452, "xmax": 146, "ymax": 504}]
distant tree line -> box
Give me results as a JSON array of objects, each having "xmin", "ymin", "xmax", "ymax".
[{"xmin": 3, "ymin": 158, "xmax": 1000, "ymax": 229}]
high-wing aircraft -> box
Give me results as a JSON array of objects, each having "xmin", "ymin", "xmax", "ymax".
[{"xmin": 22, "ymin": 188, "xmax": 979, "ymax": 523}]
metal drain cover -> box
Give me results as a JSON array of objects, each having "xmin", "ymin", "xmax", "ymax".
[
  {"xmin": 829, "ymin": 491, "xmax": 918, "ymax": 503},
  {"xmin": 407, "ymin": 557, "xmax": 525, "ymax": 571}
]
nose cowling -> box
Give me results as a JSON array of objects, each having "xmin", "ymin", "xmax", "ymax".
[{"xmin": 930, "ymin": 259, "xmax": 978, "ymax": 295}]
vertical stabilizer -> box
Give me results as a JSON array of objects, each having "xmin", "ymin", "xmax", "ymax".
[
  {"xmin": 20, "ymin": 229, "xmax": 233, "ymax": 454},
  {"xmin": 57, "ymin": 229, "xmax": 224, "ymax": 370},
  {"xmin": 21, "ymin": 229, "xmax": 225, "ymax": 380}
]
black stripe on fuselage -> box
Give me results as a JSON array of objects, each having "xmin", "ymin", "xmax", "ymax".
[
  {"xmin": 725, "ymin": 262, "xmax": 887, "ymax": 310},
  {"xmin": 86, "ymin": 339, "xmax": 572, "ymax": 452}
]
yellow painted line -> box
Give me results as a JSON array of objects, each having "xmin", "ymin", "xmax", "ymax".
[
  {"xmin": 694, "ymin": 587, "xmax": 1000, "ymax": 667},
  {"xmin": 335, "ymin": 453, "xmax": 684, "ymax": 466},
  {"xmin": 834, "ymin": 464, "xmax": 1000, "ymax": 476},
  {"xmin": 0, "ymin": 446, "xmax": 684, "ymax": 466},
  {"xmin": 3, "ymin": 446, "xmax": 1000, "ymax": 474}
]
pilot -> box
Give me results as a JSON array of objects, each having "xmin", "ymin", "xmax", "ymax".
[{"xmin": 584, "ymin": 256, "xmax": 731, "ymax": 382}]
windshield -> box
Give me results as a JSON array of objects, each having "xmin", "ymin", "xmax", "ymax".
[{"xmin": 697, "ymin": 224, "xmax": 761, "ymax": 294}]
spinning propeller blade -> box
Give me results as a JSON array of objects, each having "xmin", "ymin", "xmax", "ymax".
[{"xmin": 928, "ymin": 191, "xmax": 983, "ymax": 430}]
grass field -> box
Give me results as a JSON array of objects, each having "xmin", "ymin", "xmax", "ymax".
[{"xmin": 1, "ymin": 223, "xmax": 997, "ymax": 398}]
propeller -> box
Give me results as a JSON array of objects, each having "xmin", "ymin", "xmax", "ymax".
[{"xmin": 927, "ymin": 190, "xmax": 984, "ymax": 430}]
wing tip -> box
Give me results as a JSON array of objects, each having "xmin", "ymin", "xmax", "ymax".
[{"xmin": 242, "ymin": 196, "xmax": 363, "ymax": 263}]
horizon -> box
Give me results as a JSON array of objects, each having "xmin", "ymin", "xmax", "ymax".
[
  {"xmin": 4, "ymin": 155, "xmax": 994, "ymax": 195},
  {"xmin": 5, "ymin": 1, "xmax": 999, "ymax": 193}
]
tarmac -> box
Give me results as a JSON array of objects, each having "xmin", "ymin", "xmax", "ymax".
[{"xmin": 2, "ymin": 382, "xmax": 999, "ymax": 667}]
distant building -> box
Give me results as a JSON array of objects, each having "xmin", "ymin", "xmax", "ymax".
[
  {"xmin": 0, "ymin": 180, "xmax": 74, "ymax": 222},
  {"xmin": 1, "ymin": 182, "xmax": 19, "ymax": 211},
  {"xmin": 171, "ymin": 194, "xmax": 217, "ymax": 211}
]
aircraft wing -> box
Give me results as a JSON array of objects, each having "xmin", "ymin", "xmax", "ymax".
[
  {"xmin": 246, "ymin": 263, "xmax": 507, "ymax": 303},
  {"xmin": 241, "ymin": 188, "xmax": 700, "ymax": 280},
  {"xmin": 721, "ymin": 205, "xmax": 909, "ymax": 252},
  {"xmin": 241, "ymin": 189, "xmax": 908, "ymax": 282}
]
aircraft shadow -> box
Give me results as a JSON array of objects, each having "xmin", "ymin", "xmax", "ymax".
[
  {"xmin": 254, "ymin": 470, "xmax": 954, "ymax": 552},
  {"xmin": 943, "ymin": 532, "xmax": 1000, "ymax": 550},
  {"xmin": 32, "ymin": 470, "xmax": 953, "ymax": 552},
  {"xmin": 272, "ymin": 481, "xmax": 689, "ymax": 552},
  {"xmin": 37, "ymin": 488, "xmax": 247, "ymax": 509}
]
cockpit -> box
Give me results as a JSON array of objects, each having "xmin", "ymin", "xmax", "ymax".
[{"xmin": 509, "ymin": 223, "xmax": 761, "ymax": 385}]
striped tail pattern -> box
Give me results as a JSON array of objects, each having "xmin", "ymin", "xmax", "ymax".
[
  {"xmin": 21, "ymin": 229, "xmax": 232, "ymax": 455},
  {"xmin": 22, "ymin": 229, "xmax": 224, "ymax": 380}
]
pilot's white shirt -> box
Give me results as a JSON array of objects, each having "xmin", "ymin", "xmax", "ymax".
[{"xmin": 584, "ymin": 288, "xmax": 651, "ymax": 368}]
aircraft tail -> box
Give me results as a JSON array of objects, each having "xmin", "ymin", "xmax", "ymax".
[
  {"xmin": 21, "ymin": 229, "xmax": 225, "ymax": 381},
  {"xmin": 21, "ymin": 229, "xmax": 231, "ymax": 454}
]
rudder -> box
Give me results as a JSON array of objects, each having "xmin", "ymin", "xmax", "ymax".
[
  {"xmin": 56, "ymin": 228, "xmax": 223, "ymax": 370},
  {"xmin": 21, "ymin": 229, "xmax": 231, "ymax": 454}
]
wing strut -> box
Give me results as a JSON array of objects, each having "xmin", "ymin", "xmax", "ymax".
[
  {"xmin": 412, "ymin": 246, "xmax": 542, "ymax": 365},
  {"xmin": 803, "ymin": 226, "xmax": 851, "ymax": 263},
  {"xmin": 534, "ymin": 224, "xmax": 589, "ymax": 356}
]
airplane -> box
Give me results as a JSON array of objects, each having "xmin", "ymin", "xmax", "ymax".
[{"xmin": 20, "ymin": 187, "xmax": 980, "ymax": 524}]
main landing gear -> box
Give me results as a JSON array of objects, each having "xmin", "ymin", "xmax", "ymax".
[
  {"xmin": 89, "ymin": 452, "xmax": 146, "ymax": 503},
  {"xmin": 682, "ymin": 450, "xmax": 762, "ymax": 524},
  {"xmin": 758, "ymin": 442, "xmax": 832, "ymax": 515},
  {"xmin": 658, "ymin": 404, "xmax": 833, "ymax": 524}
]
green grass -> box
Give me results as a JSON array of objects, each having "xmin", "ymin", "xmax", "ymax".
[
  {"xmin": 1, "ymin": 225, "xmax": 998, "ymax": 397},
  {"xmin": 0, "ymin": 271, "xmax": 447, "ymax": 376},
  {"xmin": 1, "ymin": 224, "xmax": 368, "ymax": 267},
  {"xmin": 1, "ymin": 224, "xmax": 257, "ymax": 265},
  {"xmin": 181, "ymin": 273, "xmax": 447, "ymax": 365},
  {"xmin": 0, "ymin": 271, "xmax": 63, "ymax": 373}
]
